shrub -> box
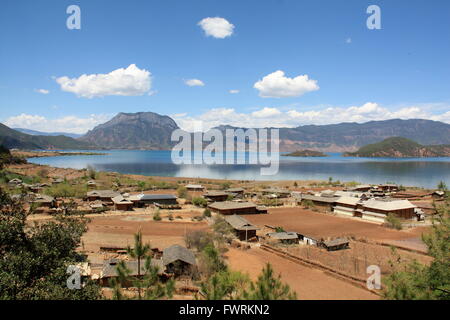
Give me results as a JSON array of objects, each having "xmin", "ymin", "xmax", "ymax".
[
  {"xmin": 177, "ymin": 186, "xmax": 188, "ymax": 199},
  {"xmin": 301, "ymin": 199, "xmax": 314, "ymax": 209},
  {"xmin": 384, "ymin": 213, "xmax": 403, "ymax": 230},
  {"xmin": 185, "ymin": 230, "xmax": 215, "ymax": 251},
  {"xmin": 192, "ymin": 197, "xmax": 208, "ymax": 207},
  {"xmin": 153, "ymin": 209, "xmax": 162, "ymax": 221},
  {"xmin": 203, "ymin": 208, "xmax": 212, "ymax": 217}
]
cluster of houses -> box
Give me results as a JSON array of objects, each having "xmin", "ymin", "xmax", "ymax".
[
  {"xmin": 293, "ymin": 186, "xmax": 424, "ymax": 223},
  {"xmin": 222, "ymin": 214, "xmax": 350, "ymax": 251},
  {"xmin": 85, "ymin": 244, "xmax": 197, "ymax": 287}
]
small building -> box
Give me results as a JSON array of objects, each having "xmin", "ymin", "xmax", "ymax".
[
  {"xmin": 224, "ymin": 215, "xmax": 259, "ymax": 241},
  {"xmin": 297, "ymin": 233, "xmax": 319, "ymax": 246},
  {"xmin": 86, "ymin": 190, "xmax": 121, "ymax": 203},
  {"xmin": 351, "ymin": 184, "xmax": 372, "ymax": 192},
  {"xmin": 432, "ymin": 190, "xmax": 445, "ymax": 199},
  {"xmin": 261, "ymin": 188, "xmax": 291, "ymax": 198},
  {"xmin": 162, "ymin": 245, "xmax": 196, "ymax": 276},
  {"xmin": 8, "ymin": 178, "xmax": 22, "ymax": 187},
  {"xmin": 185, "ymin": 184, "xmax": 204, "ymax": 192},
  {"xmin": 379, "ymin": 184, "xmax": 399, "ymax": 192},
  {"xmin": 89, "ymin": 201, "xmax": 105, "ymax": 212},
  {"xmin": 266, "ymin": 232, "xmax": 298, "ymax": 244},
  {"xmin": 99, "ymin": 258, "xmax": 165, "ymax": 287},
  {"xmin": 225, "ymin": 188, "xmax": 245, "ymax": 196},
  {"xmin": 87, "ymin": 180, "xmax": 97, "ymax": 188},
  {"xmin": 299, "ymin": 193, "xmax": 338, "ymax": 209},
  {"xmin": 204, "ymin": 191, "xmax": 229, "ymax": 202},
  {"xmin": 128, "ymin": 194, "xmax": 178, "ymax": 207},
  {"xmin": 30, "ymin": 194, "xmax": 56, "ymax": 208},
  {"xmin": 320, "ymin": 190, "xmax": 336, "ymax": 198},
  {"xmin": 112, "ymin": 195, "xmax": 134, "ymax": 211},
  {"xmin": 321, "ymin": 238, "xmax": 350, "ymax": 251},
  {"xmin": 208, "ymin": 201, "xmax": 265, "ymax": 215},
  {"xmin": 52, "ymin": 178, "xmax": 64, "ymax": 185}
]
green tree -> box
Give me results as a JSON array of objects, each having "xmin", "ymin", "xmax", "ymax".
[
  {"xmin": 243, "ymin": 263, "xmax": 297, "ymax": 300},
  {"xmin": 177, "ymin": 186, "xmax": 188, "ymax": 199},
  {"xmin": 384, "ymin": 213, "xmax": 403, "ymax": 230},
  {"xmin": 192, "ymin": 197, "xmax": 208, "ymax": 207},
  {"xmin": 437, "ymin": 181, "xmax": 448, "ymax": 192},
  {"xmin": 127, "ymin": 231, "xmax": 150, "ymax": 299},
  {"xmin": 200, "ymin": 270, "xmax": 250, "ymax": 300},
  {"xmin": 111, "ymin": 231, "xmax": 175, "ymax": 300},
  {"xmin": 383, "ymin": 202, "xmax": 449, "ymax": 300},
  {"xmin": 0, "ymin": 189, "xmax": 100, "ymax": 300}
]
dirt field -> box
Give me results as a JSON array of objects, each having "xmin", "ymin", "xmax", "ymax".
[
  {"xmin": 82, "ymin": 213, "xmax": 209, "ymax": 266},
  {"xmin": 242, "ymin": 207, "xmax": 430, "ymax": 251},
  {"xmin": 225, "ymin": 247, "xmax": 379, "ymax": 300}
]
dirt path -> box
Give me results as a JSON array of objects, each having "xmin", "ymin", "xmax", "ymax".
[{"xmin": 225, "ymin": 247, "xmax": 379, "ymax": 300}]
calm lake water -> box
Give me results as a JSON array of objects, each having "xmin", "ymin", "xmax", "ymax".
[{"xmin": 27, "ymin": 150, "xmax": 450, "ymax": 189}]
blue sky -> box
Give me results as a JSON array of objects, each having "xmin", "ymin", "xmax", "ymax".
[{"xmin": 0, "ymin": 0, "xmax": 449, "ymax": 133}]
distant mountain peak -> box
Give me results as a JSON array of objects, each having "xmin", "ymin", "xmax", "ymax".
[{"xmin": 80, "ymin": 111, "xmax": 179, "ymax": 150}]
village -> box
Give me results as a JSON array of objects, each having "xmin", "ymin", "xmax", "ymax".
[{"xmin": 1, "ymin": 159, "xmax": 447, "ymax": 300}]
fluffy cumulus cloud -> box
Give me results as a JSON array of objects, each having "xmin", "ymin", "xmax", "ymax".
[
  {"xmin": 171, "ymin": 102, "xmax": 450, "ymax": 132},
  {"xmin": 55, "ymin": 64, "xmax": 151, "ymax": 98},
  {"xmin": 253, "ymin": 70, "xmax": 319, "ymax": 98},
  {"xmin": 184, "ymin": 79, "xmax": 205, "ymax": 87},
  {"xmin": 3, "ymin": 113, "xmax": 113, "ymax": 134},
  {"xmin": 35, "ymin": 89, "xmax": 49, "ymax": 94},
  {"xmin": 198, "ymin": 17, "xmax": 234, "ymax": 39}
]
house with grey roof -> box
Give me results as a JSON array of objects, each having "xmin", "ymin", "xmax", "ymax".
[
  {"xmin": 266, "ymin": 231, "xmax": 298, "ymax": 244},
  {"xmin": 128, "ymin": 193, "xmax": 178, "ymax": 207},
  {"xmin": 203, "ymin": 191, "xmax": 229, "ymax": 202},
  {"xmin": 112, "ymin": 195, "xmax": 134, "ymax": 211},
  {"xmin": 86, "ymin": 190, "xmax": 120, "ymax": 203},
  {"xmin": 99, "ymin": 258, "xmax": 165, "ymax": 286},
  {"xmin": 163, "ymin": 245, "xmax": 196, "ymax": 276},
  {"xmin": 208, "ymin": 201, "xmax": 266, "ymax": 215},
  {"xmin": 224, "ymin": 215, "xmax": 259, "ymax": 241}
]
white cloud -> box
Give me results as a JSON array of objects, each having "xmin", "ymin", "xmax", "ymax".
[
  {"xmin": 198, "ymin": 17, "xmax": 234, "ymax": 39},
  {"xmin": 253, "ymin": 70, "xmax": 319, "ymax": 98},
  {"xmin": 185, "ymin": 79, "xmax": 205, "ymax": 87},
  {"xmin": 3, "ymin": 113, "xmax": 113, "ymax": 134},
  {"xmin": 55, "ymin": 64, "xmax": 151, "ymax": 98},
  {"xmin": 229, "ymin": 89, "xmax": 239, "ymax": 94},
  {"xmin": 35, "ymin": 89, "xmax": 50, "ymax": 94},
  {"xmin": 346, "ymin": 37, "xmax": 352, "ymax": 44},
  {"xmin": 171, "ymin": 102, "xmax": 450, "ymax": 132},
  {"xmin": 251, "ymin": 107, "xmax": 281, "ymax": 118}
]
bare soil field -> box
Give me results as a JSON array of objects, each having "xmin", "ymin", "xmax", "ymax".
[
  {"xmin": 242, "ymin": 207, "xmax": 430, "ymax": 249},
  {"xmin": 284, "ymin": 240, "xmax": 432, "ymax": 279},
  {"xmin": 225, "ymin": 247, "xmax": 379, "ymax": 300},
  {"xmin": 81, "ymin": 213, "xmax": 209, "ymax": 265}
]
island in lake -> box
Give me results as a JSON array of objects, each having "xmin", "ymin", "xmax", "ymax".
[
  {"xmin": 344, "ymin": 137, "xmax": 450, "ymax": 158},
  {"xmin": 284, "ymin": 149, "xmax": 328, "ymax": 157}
]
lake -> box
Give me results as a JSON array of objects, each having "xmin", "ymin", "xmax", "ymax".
[{"xmin": 27, "ymin": 150, "xmax": 450, "ymax": 189}]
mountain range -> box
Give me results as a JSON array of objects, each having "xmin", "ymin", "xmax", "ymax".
[
  {"xmin": 0, "ymin": 123, "xmax": 92, "ymax": 150},
  {"xmin": 1, "ymin": 112, "xmax": 450, "ymax": 152},
  {"xmin": 344, "ymin": 137, "xmax": 450, "ymax": 158},
  {"xmin": 13, "ymin": 128, "xmax": 83, "ymax": 139}
]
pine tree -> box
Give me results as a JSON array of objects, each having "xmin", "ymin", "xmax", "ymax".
[
  {"xmin": 383, "ymin": 201, "xmax": 449, "ymax": 299},
  {"xmin": 110, "ymin": 230, "xmax": 175, "ymax": 300},
  {"xmin": 243, "ymin": 263, "xmax": 297, "ymax": 300}
]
